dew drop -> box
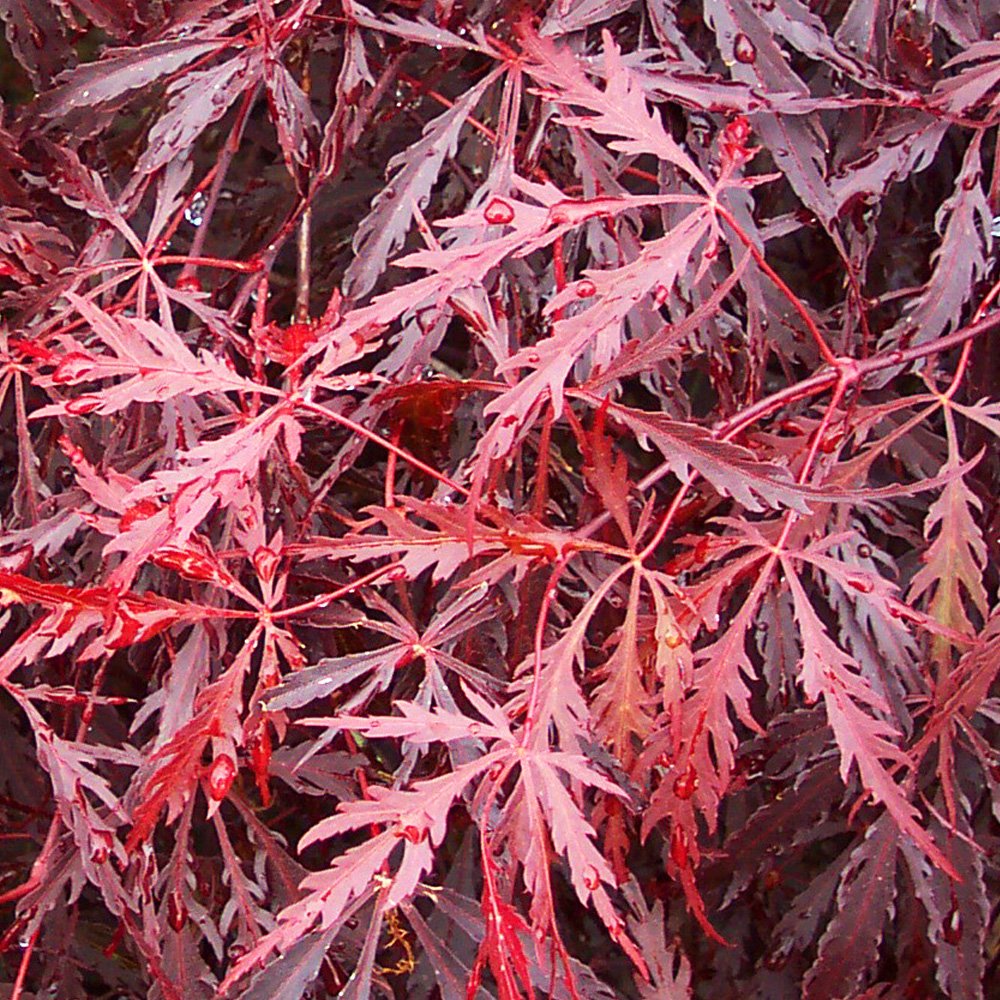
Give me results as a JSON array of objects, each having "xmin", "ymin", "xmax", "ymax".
[
  {"xmin": 483, "ymin": 198, "xmax": 515, "ymax": 225},
  {"xmin": 653, "ymin": 284, "xmax": 669, "ymax": 306},
  {"xmin": 65, "ymin": 395, "xmax": 102, "ymax": 415},
  {"xmin": 663, "ymin": 629, "xmax": 684, "ymax": 650},
  {"xmin": 52, "ymin": 352, "xmax": 95, "ymax": 384},
  {"xmin": 857, "ymin": 543, "xmax": 872, "ymax": 559},
  {"xmin": 576, "ymin": 279, "xmax": 596, "ymax": 298},
  {"xmin": 734, "ymin": 33, "xmax": 757, "ymax": 63},
  {"xmin": 944, "ymin": 907, "xmax": 963, "ymax": 945},
  {"xmin": 184, "ymin": 192, "xmax": 207, "ymax": 227},
  {"xmin": 207, "ymin": 754, "xmax": 237, "ymax": 801},
  {"xmin": 582, "ymin": 865, "xmax": 600, "ymax": 891}
]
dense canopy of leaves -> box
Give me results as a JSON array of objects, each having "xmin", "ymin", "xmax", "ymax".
[{"xmin": 0, "ymin": 1, "xmax": 998, "ymax": 998}]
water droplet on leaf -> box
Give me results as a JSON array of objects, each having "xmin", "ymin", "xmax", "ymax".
[
  {"xmin": 483, "ymin": 198, "xmax": 515, "ymax": 225},
  {"xmin": 65, "ymin": 395, "xmax": 102, "ymax": 415},
  {"xmin": 185, "ymin": 193, "xmax": 207, "ymax": 227},
  {"xmin": 207, "ymin": 754, "xmax": 237, "ymax": 801},
  {"xmin": 734, "ymin": 33, "xmax": 757, "ymax": 63}
]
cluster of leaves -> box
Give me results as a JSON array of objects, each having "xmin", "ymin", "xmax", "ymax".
[{"xmin": 1, "ymin": 0, "xmax": 999, "ymax": 997}]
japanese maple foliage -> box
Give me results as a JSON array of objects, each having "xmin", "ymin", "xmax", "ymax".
[{"xmin": 1, "ymin": 1, "xmax": 999, "ymax": 998}]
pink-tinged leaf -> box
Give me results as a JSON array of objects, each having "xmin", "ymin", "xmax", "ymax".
[
  {"xmin": 748, "ymin": 0, "xmax": 875, "ymax": 80},
  {"xmin": 607, "ymin": 403, "xmax": 809, "ymax": 512},
  {"xmin": 482, "ymin": 206, "xmax": 711, "ymax": 446},
  {"xmin": 704, "ymin": 0, "xmax": 838, "ymax": 224},
  {"xmin": 521, "ymin": 756, "xmax": 615, "ymax": 911},
  {"xmin": 834, "ymin": 0, "xmax": 891, "ymax": 65},
  {"xmin": 901, "ymin": 829, "xmax": 987, "ymax": 1000},
  {"xmin": 519, "ymin": 26, "xmax": 712, "ymax": 190},
  {"xmin": 301, "ymin": 702, "xmax": 510, "ymax": 746},
  {"xmin": 804, "ymin": 817, "xmax": 899, "ymax": 1000},
  {"xmin": 344, "ymin": 69, "xmax": 499, "ymax": 300},
  {"xmin": 0, "ymin": 206, "xmax": 74, "ymax": 276},
  {"xmin": 540, "ymin": 0, "xmax": 635, "ymax": 36},
  {"xmin": 931, "ymin": 39, "xmax": 1000, "ymax": 115},
  {"xmin": 35, "ymin": 291, "xmax": 261, "ymax": 416},
  {"xmin": 229, "ymin": 919, "xmax": 338, "ymax": 1000},
  {"xmin": 652, "ymin": 574, "xmax": 768, "ymax": 836},
  {"xmin": 34, "ymin": 38, "xmax": 221, "ymax": 119},
  {"xmin": 265, "ymin": 58, "xmax": 320, "ymax": 180},
  {"xmin": 0, "ymin": 0, "xmax": 73, "ymax": 89},
  {"xmin": 299, "ymin": 758, "xmax": 492, "ymax": 852},
  {"xmin": 907, "ymin": 466, "xmax": 988, "ymax": 637},
  {"xmin": 41, "ymin": 141, "xmax": 144, "ymax": 253},
  {"xmin": 879, "ymin": 134, "xmax": 990, "ymax": 353},
  {"xmin": 783, "ymin": 566, "xmax": 954, "ymax": 875},
  {"xmin": 590, "ymin": 575, "xmax": 654, "ymax": 769},
  {"xmin": 349, "ymin": 1, "xmax": 484, "ymax": 52},
  {"xmin": 220, "ymin": 837, "xmax": 392, "ymax": 993},
  {"xmin": 628, "ymin": 897, "xmax": 692, "ymax": 999},
  {"xmin": 104, "ymin": 404, "xmax": 300, "ymax": 588},
  {"xmin": 827, "ymin": 116, "xmax": 949, "ymax": 220},
  {"xmin": 136, "ymin": 53, "xmax": 262, "ymax": 177}
]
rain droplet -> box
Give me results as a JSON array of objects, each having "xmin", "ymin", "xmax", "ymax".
[
  {"xmin": 483, "ymin": 198, "xmax": 515, "ymax": 225},
  {"xmin": 185, "ymin": 192, "xmax": 207, "ymax": 228},
  {"xmin": 576, "ymin": 279, "xmax": 596, "ymax": 298},
  {"xmin": 734, "ymin": 33, "xmax": 757, "ymax": 64}
]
